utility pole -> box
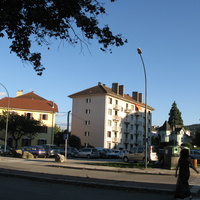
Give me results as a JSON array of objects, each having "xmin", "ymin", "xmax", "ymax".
[{"xmin": 65, "ymin": 110, "xmax": 71, "ymax": 158}]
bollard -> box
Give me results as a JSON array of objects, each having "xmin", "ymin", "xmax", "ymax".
[{"xmin": 193, "ymin": 159, "xmax": 198, "ymax": 168}]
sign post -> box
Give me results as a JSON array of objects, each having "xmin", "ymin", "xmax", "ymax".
[{"xmin": 63, "ymin": 134, "xmax": 68, "ymax": 159}]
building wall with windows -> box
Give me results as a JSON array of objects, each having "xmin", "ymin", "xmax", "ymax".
[
  {"xmin": 69, "ymin": 82, "xmax": 154, "ymax": 150},
  {"xmin": 0, "ymin": 91, "xmax": 58, "ymax": 149}
]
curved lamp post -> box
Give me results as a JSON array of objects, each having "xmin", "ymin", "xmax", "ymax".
[
  {"xmin": 0, "ymin": 83, "xmax": 10, "ymax": 154},
  {"xmin": 137, "ymin": 48, "xmax": 148, "ymax": 169}
]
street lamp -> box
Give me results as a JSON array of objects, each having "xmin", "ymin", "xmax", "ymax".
[
  {"xmin": 0, "ymin": 83, "xmax": 10, "ymax": 154},
  {"xmin": 137, "ymin": 48, "xmax": 148, "ymax": 169}
]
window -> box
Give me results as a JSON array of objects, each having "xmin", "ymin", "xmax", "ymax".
[
  {"xmin": 131, "ymin": 105, "xmax": 134, "ymax": 110},
  {"xmin": 22, "ymin": 138, "xmax": 31, "ymax": 146},
  {"xmin": 85, "ymin": 132, "xmax": 90, "ymax": 136},
  {"xmin": 107, "ymin": 131, "xmax": 111, "ymax": 137},
  {"xmin": 85, "ymin": 120, "xmax": 90, "ymax": 125},
  {"xmin": 26, "ymin": 112, "xmax": 33, "ymax": 119},
  {"xmin": 131, "ymin": 124, "xmax": 133, "ymax": 130},
  {"xmin": 38, "ymin": 139, "xmax": 47, "ymax": 145},
  {"xmin": 40, "ymin": 114, "xmax": 48, "ymax": 120},
  {"xmin": 115, "ymin": 100, "xmax": 118, "ymax": 104},
  {"xmin": 86, "ymin": 109, "xmax": 91, "ymax": 114},
  {"xmin": 109, "ymin": 98, "xmax": 112, "ymax": 104},
  {"xmin": 131, "ymin": 115, "xmax": 134, "ymax": 120},
  {"xmin": 40, "ymin": 126, "xmax": 48, "ymax": 133},
  {"xmin": 108, "ymin": 120, "xmax": 112, "ymax": 126},
  {"xmin": 108, "ymin": 109, "xmax": 112, "ymax": 115},
  {"xmin": 86, "ymin": 98, "xmax": 91, "ymax": 103},
  {"xmin": 130, "ymin": 134, "xmax": 133, "ymax": 140}
]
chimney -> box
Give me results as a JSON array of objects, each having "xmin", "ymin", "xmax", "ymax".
[
  {"xmin": 112, "ymin": 83, "xmax": 119, "ymax": 94},
  {"xmin": 132, "ymin": 91, "xmax": 139, "ymax": 101},
  {"xmin": 119, "ymin": 85, "xmax": 124, "ymax": 96},
  {"xmin": 139, "ymin": 93, "xmax": 142, "ymax": 103},
  {"xmin": 16, "ymin": 90, "xmax": 23, "ymax": 97}
]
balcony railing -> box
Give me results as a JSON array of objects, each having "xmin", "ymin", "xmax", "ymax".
[
  {"xmin": 113, "ymin": 104, "xmax": 121, "ymax": 110},
  {"xmin": 124, "ymin": 108, "xmax": 131, "ymax": 113},
  {"xmin": 112, "ymin": 115, "xmax": 121, "ymax": 121},
  {"xmin": 112, "ymin": 126, "xmax": 121, "ymax": 132},
  {"xmin": 112, "ymin": 137, "xmax": 121, "ymax": 143}
]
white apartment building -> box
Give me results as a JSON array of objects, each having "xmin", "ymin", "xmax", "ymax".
[{"xmin": 69, "ymin": 82, "xmax": 154, "ymax": 150}]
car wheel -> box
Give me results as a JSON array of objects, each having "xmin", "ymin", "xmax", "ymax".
[
  {"xmin": 34, "ymin": 154, "xmax": 38, "ymax": 158},
  {"xmin": 67, "ymin": 154, "xmax": 72, "ymax": 158},
  {"xmin": 123, "ymin": 156, "xmax": 129, "ymax": 162},
  {"xmin": 87, "ymin": 154, "xmax": 91, "ymax": 159}
]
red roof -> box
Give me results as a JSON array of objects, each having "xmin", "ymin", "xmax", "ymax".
[
  {"xmin": 0, "ymin": 92, "xmax": 58, "ymax": 112},
  {"xmin": 69, "ymin": 83, "xmax": 154, "ymax": 111}
]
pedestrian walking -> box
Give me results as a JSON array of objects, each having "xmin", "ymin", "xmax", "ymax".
[{"xmin": 174, "ymin": 148, "xmax": 199, "ymax": 200}]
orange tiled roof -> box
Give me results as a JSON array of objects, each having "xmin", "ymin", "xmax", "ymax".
[
  {"xmin": 69, "ymin": 84, "xmax": 154, "ymax": 110},
  {"xmin": 0, "ymin": 92, "xmax": 58, "ymax": 112}
]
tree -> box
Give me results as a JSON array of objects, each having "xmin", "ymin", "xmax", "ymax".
[
  {"xmin": 193, "ymin": 128, "xmax": 200, "ymax": 146},
  {"xmin": 0, "ymin": 112, "xmax": 42, "ymax": 149},
  {"xmin": 168, "ymin": 101, "xmax": 184, "ymax": 128},
  {"xmin": 0, "ymin": 0, "xmax": 127, "ymax": 75},
  {"xmin": 68, "ymin": 134, "xmax": 81, "ymax": 150}
]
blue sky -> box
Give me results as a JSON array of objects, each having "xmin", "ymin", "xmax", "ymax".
[{"xmin": 0, "ymin": 0, "xmax": 200, "ymax": 129}]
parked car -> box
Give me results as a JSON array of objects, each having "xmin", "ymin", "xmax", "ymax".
[
  {"xmin": 41, "ymin": 144, "xmax": 60, "ymax": 157},
  {"xmin": 123, "ymin": 145, "xmax": 159, "ymax": 163},
  {"xmin": 22, "ymin": 145, "xmax": 47, "ymax": 158},
  {"xmin": 59, "ymin": 147, "xmax": 79, "ymax": 158},
  {"xmin": 190, "ymin": 149, "xmax": 200, "ymax": 161},
  {"xmin": 0, "ymin": 145, "xmax": 12, "ymax": 155},
  {"xmin": 96, "ymin": 148, "xmax": 120, "ymax": 158},
  {"xmin": 112, "ymin": 150, "xmax": 125, "ymax": 159},
  {"xmin": 78, "ymin": 148, "xmax": 100, "ymax": 158}
]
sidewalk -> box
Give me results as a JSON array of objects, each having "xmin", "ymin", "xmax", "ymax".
[{"xmin": 0, "ymin": 157, "xmax": 200, "ymax": 198}]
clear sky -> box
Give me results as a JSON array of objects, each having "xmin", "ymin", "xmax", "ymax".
[{"xmin": 0, "ymin": 0, "xmax": 200, "ymax": 129}]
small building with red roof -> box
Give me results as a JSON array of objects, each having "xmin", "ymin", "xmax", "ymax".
[{"xmin": 0, "ymin": 90, "xmax": 58, "ymax": 149}]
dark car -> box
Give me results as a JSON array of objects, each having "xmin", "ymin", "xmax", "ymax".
[
  {"xmin": 190, "ymin": 149, "xmax": 200, "ymax": 161},
  {"xmin": 22, "ymin": 146, "xmax": 47, "ymax": 158},
  {"xmin": 59, "ymin": 147, "xmax": 79, "ymax": 158},
  {"xmin": 0, "ymin": 145, "xmax": 12, "ymax": 155},
  {"xmin": 41, "ymin": 144, "xmax": 60, "ymax": 157}
]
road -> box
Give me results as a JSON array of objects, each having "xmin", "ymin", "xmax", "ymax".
[{"xmin": 0, "ymin": 176, "xmax": 174, "ymax": 200}]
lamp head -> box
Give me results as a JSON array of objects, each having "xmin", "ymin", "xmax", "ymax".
[{"xmin": 137, "ymin": 48, "xmax": 142, "ymax": 54}]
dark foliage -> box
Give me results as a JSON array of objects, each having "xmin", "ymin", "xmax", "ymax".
[{"xmin": 0, "ymin": 0, "xmax": 127, "ymax": 75}]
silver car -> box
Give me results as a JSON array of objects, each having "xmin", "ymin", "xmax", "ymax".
[
  {"xmin": 41, "ymin": 144, "xmax": 60, "ymax": 157},
  {"xmin": 123, "ymin": 146, "xmax": 158, "ymax": 163},
  {"xmin": 78, "ymin": 148, "xmax": 100, "ymax": 158}
]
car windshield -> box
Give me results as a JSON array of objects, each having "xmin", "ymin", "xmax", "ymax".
[
  {"xmin": 92, "ymin": 149, "xmax": 98, "ymax": 153},
  {"xmin": 51, "ymin": 146, "xmax": 59, "ymax": 149}
]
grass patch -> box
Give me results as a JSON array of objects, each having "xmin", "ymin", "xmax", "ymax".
[{"xmin": 87, "ymin": 162, "xmax": 155, "ymax": 168}]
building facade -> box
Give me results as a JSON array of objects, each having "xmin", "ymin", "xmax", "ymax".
[
  {"xmin": 69, "ymin": 82, "xmax": 154, "ymax": 150},
  {"xmin": 0, "ymin": 91, "xmax": 58, "ymax": 149},
  {"xmin": 159, "ymin": 121, "xmax": 191, "ymax": 145}
]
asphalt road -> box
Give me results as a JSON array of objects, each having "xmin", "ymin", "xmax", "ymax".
[{"xmin": 0, "ymin": 176, "xmax": 174, "ymax": 200}]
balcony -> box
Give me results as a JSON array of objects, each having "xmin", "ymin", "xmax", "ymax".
[
  {"xmin": 112, "ymin": 115, "xmax": 121, "ymax": 121},
  {"xmin": 135, "ymin": 111, "xmax": 141, "ymax": 116},
  {"xmin": 124, "ymin": 108, "xmax": 131, "ymax": 113},
  {"xmin": 112, "ymin": 126, "xmax": 121, "ymax": 132},
  {"xmin": 124, "ymin": 128, "xmax": 131, "ymax": 134},
  {"xmin": 113, "ymin": 104, "xmax": 121, "ymax": 110},
  {"xmin": 124, "ymin": 118, "xmax": 131, "ymax": 124},
  {"xmin": 112, "ymin": 137, "xmax": 121, "ymax": 143},
  {"xmin": 135, "ymin": 120, "xmax": 142, "ymax": 126}
]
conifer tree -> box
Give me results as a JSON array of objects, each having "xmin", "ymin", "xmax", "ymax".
[{"xmin": 168, "ymin": 101, "xmax": 184, "ymax": 128}]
